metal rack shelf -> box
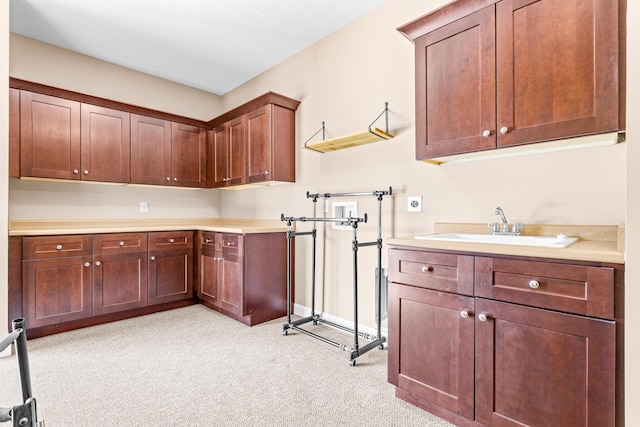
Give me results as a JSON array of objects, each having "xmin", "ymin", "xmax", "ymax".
[{"xmin": 281, "ymin": 187, "xmax": 392, "ymax": 366}]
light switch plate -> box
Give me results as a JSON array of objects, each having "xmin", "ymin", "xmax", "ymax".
[
  {"xmin": 408, "ymin": 196, "xmax": 422, "ymax": 212},
  {"xmin": 140, "ymin": 202, "xmax": 148, "ymax": 213}
]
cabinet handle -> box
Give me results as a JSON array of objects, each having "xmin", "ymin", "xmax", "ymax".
[
  {"xmin": 204, "ymin": 239, "xmax": 212, "ymax": 243},
  {"xmin": 150, "ymin": 256, "xmax": 156, "ymax": 261},
  {"xmin": 84, "ymin": 262, "xmax": 91, "ymax": 267},
  {"xmin": 83, "ymin": 170, "xmax": 89, "ymax": 175},
  {"xmin": 119, "ymin": 241, "xmax": 125, "ymax": 246},
  {"xmin": 264, "ymin": 170, "xmax": 269, "ymax": 175},
  {"xmin": 169, "ymin": 238, "xmax": 175, "ymax": 243},
  {"xmin": 173, "ymin": 177, "xmax": 178, "ymax": 182},
  {"xmin": 73, "ymin": 169, "xmax": 79, "ymax": 174},
  {"xmin": 500, "ymin": 126, "xmax": 509, "ymax": 135},
  {"xmin": 478, "ymin": 313, "xmax": 489, "ymax": 322},
  {"xmin": 56, "ymin": 244, "xmax": 63, "ymax": 250},
  {"xmin": 166, "ymin": 177, "xmax": 171, "ymax": 181},
  {"xmin": 95, "ymin": 261, "xmax": 101, "ymax": 266},
  {"xmin": 460, "ymin": 310, "xmax": 470, "ymax": 319},
  {"xmin": 421, "ymin": 266, "xmax": 433, "ymax": 273},
  {"xmin": 482, "ymin": 130, "xmax": 492, "ymax": 138},
  {"xmin": 528, "ymin": 279, "xmax": 540, "ymax": 289}
]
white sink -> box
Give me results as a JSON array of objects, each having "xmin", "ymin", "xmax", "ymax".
[{"xmin": 415, "ymin": 233, "xmax": 579, "ymax": 248}]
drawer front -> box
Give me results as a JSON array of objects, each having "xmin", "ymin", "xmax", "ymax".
[
  {"xmin": 94, "ymin": 233, "xmax": 148, "ymax": 255},
  {"xmin": 475, "ymin": 257, "xmax": 615, "ymax": 319},
  {"xmin": 221, "ymin": 234, "xmax": 242, "ymax": 255},
  {"xmin": 388, "ymin": 248, "xmax": 474, "ymax": 296},
  {"xmin": 23, "ymin": 235, "xmax": 92, "ymax": 259},
  {"xmin": 149, "ymin": 231, "xmax": 193, "ymax": 251},
  {"xmin": 200, "ymin": 231, "xmax": 217, "ymax": 249}
]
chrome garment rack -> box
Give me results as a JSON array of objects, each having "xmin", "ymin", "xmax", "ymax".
[{"xmin": 281, "ymin": 187, "xmax": 392, "ymax": 365}]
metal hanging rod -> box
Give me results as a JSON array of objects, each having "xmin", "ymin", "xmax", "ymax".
[{"xmin": 306, "ymin": 187, "xmax": 392, "ymax": 200}]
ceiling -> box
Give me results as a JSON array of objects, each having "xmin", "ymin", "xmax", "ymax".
[{"xmin": 9, "ymin": 0, "xmax": 387, "ymax": 95}]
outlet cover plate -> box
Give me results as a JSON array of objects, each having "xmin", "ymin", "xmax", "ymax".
[{"xmin": 408, "ymin": 196, "xmax": 422, "ymax": 212}]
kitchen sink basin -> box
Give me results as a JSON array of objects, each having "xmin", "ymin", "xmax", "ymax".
[{"xmin": 415, "ymin": 233, "xmax": 579, "ymax": 248}]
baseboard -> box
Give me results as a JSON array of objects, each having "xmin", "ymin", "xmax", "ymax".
[{"xmin": 293, "ymin": 303, "xmax": 388, "ymax": 342}]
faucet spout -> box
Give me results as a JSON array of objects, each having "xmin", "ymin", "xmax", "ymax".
[{"xmin": 495, "ymin": 207, "xmax": 509, "ymax": 232}]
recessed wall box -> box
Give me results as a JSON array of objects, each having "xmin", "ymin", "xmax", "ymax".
[{"xmin": 332, "ymin": 201, "xmax": 358, "ymax": 230}]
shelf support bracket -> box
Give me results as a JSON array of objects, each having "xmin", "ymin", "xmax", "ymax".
[
  {"xmin": 369, "ymin": 102, "xmax": 389, "ymax": 134},
  {"xmin": 303, "ymin": 121, "xmax": 326, "ymax": 152}
]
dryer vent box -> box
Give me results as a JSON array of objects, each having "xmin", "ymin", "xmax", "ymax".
[{"xmin": 332, "ymin": 201, "xmax": 358, "ymax": 231}]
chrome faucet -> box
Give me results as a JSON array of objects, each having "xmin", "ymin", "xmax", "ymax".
[
  {"xmin": 495, "ymin": 207, "xmax": 509, "ymax": 232},
  {"xmin": 489, "ymin": 207, "xmax": 524, "ymax": 235}
]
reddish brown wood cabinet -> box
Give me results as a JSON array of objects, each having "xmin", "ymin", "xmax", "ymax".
[
  {"xmin": 148, "ymin": 231, "xmax": 194, "ymax": 305},
  {"xmin": 196, "ymin": 231, "xmax": 288, "ymax": 326},
  {"xmin": 211, "ymin": 115, "xmax": 246, "ymax": 188},
  {"xmin": 398, "ymin": 0, "xmax": 624, "ymax": 160},
  {"xmin": 388, "ymin": 247, "xmax": 624, "ymax": 427},
  {"xmin": 9, "ymin": 88, "xmax": 20, "ymax": 178},
  {"xmin": 93, "ymin": 233, "xmax": 148, "ymax": 315},
  {"xmin": 171, "ymin": 123, "xmax": 207, "ymax": 188},
  {"xmin": 22, "ymin": 235, "xmax": 93, "ymax": 329},
  {"xmin": 130, "ymin": 114, "xmax": 172, "ymax": 186}
]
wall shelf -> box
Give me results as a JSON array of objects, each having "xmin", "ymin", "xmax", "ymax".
[{"xmin": 304, "ymin": 103, "xmax": 393, "ymax": 153}]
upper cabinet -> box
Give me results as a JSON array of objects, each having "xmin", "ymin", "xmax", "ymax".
[
  {"xmin": 171, "ymin": 122, "xmax": 206, "ymax": 188},
  {"xmin": 208, "ymin": 92, "xmax": 300, "ymax": 188},
  {"xmin": 9, "ymin": 88, "xmax": 20, "ymax": 178},
  {"xmin": 398, "ymin": 0, "xmax": 625, "ymax": 162}
]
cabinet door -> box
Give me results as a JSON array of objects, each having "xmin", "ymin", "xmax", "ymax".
[
  {"xmin": 93, "ymin": 252, "xmax": 148, "ymax": 315},
  {"xmin": 81, "ymin": 104, "xmax": 130, "ymax": 183},
  {"xmin": 131, "ymin": 114, "xmax": 172, "ymax": 185},
  {"xmin": 496, "ymin": 0, "xmax": 620, "ymax": 147},
  {"xmin": 475, "ymin": 298, "xmax": 615, "ymax": 427},
  {"xmin": 198, "ymin": 245, "xmax": 221, "ymax": 307},
  {"xmin": 388, "ymin": 282, "xmax": 475, "ymax": 420},
  {"xmin": 171, "ymin": 122, "xmax": 206, "ymax": 188},
  {"xmin": 212, "ymin": 124, "xmax": 229, "ymax": 188},
  {"xmin": 227, "ymin": 115, "xmax": 246, "ymax": 186},
  {"xmin": 219, "ymin": 234, "xmax": 244, "ymax": 316},
  {"xmin": 148, "ymin": 248, "xmax": 193, "ymax": 305},
  {"xmin": 22, "ymin": 256, "xmax": 93, "ymax": 328},
  {"xmin": 20, "ymin": 91, "xmax": 81, "ymax": 180},
  {"xmin": 413, "ymin": 6, "xmax": 496, "ymax": 159},
  {"xmin": 9, "ymin": 88, "xmax": 20, "ymax": 177},
  {"xmin": 246, "ymin": 105, "xmax": 273, "ymax": 183}
]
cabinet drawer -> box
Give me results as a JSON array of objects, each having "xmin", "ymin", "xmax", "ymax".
[
  {"xmin": 94, "ymin": 233, "xmax": 148, "ymax": 255},
  {"xmin": 149, "ymin": 231, "xmax": 193, "ymax": 250},
  {"xmin": 23, "ymin": 235, "xmax": 92, "ymax": 260},
  {"xmin": 475, "ymin": 257, "xmax": 615, "ymax": 319},
  {"xmin": 200, "ymin": 231, "xmax": 217, "ymax": 249},
  {"xmin": 388, "ymin": 249, "xmax": 474, "ymax": 296},
  {"xmin": 221, "ymin": 234, "xmax": 242, "ymax": 254}
]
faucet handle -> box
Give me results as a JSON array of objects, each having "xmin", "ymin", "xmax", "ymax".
[
  {"xmin": 488, "ymin": 222, "xmax": 500, "ymax": 233},
  {"xmin": 512, "ymin": 223, "xmax": 525, "ymax": 234}
]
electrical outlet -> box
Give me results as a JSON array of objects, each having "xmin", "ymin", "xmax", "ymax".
[
  {"xmin": 408, "ymin": 196, "xmax": 422, "ymax": 212},
  {"xmin": 140, "ymin": 202, "xmax": 148, "ymax": 213}
]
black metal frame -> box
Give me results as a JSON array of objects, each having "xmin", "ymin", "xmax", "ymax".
[
  {"xmin": 0, "ymin": 319, "xmax": 40, "ymax": 427},
  {"xmin": 281, "ymin": 187, "xmax": 392, "ymax": 365}
]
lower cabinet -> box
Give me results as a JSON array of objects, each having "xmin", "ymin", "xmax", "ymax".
[
  {"xmin": 148, "ymin": 231, "xmax": 194, "ymax": 305},
  {"xmin": 388, "ymin": 247, "xmax": 623, "ymax": 427},
  {"xmin": 16, "ymin": 232, "xmax": 195, "ymax": 336},
  {"xmin": 196, "ymin": 231, "xmax": 288, "ymax": 326}
]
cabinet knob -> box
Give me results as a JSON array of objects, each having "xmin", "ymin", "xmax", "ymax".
[
  {"xmin": 169, "ymin": 238, "xmax": 175, "ymax": 243},
  {"xmin": 264, "ymin": 170, "xmax": 269, "ymax": 175},
  {"xmin": 119, "ymin": 241, "xmax": 125, "ymax": 246},
  {"xmin": 95, "ymin": 261, "xmax": 101, "ymax": 266},
  {"xmin": 500, "ymin": 126, "xmax": 509, "ymax": 135},
  {"xmin": 173, "ymin": 177, "xmax": 178, "ymax": 182},
  {"xmin": 56, "ymin": 244, "xmax": 63, "ymax": 250},
  {"xmin": 166, "ymin": 177, "xmax": 171, "ymax": 181},
  {"xmin": 460, "ymin": 310, "xmax": 470, "ymax": 319},
  {"xmin": 73, "ymin": 169, "xmax": 79, "ymax": 174},
  {"xmin": 478, "ymin": 313, "xmax": 489, "ymax": 322},
  {"xmin": 421, "ymin": 266, "xmax": 434, "ymax": 273},
  {"xmin": 83, "ymin": 170, "xmax": 89, "ymax": 175},
  {"xmin": 204, "ymin": 239, "xmax": 212, "ymax": 243},
  {"xmin": 150, "ymin": 256, "xmax": 156, "ymax": 261},
  {"xmin": 482, "ymin": 130, "xmax": 492, "ymax": 138},
  {"xmin": 528, "ymin": 279, "xmax": 540, "ymax": 289},
  {"xmin": 84, "ymin": 262, "xmax": 91, "ymax": 267},
  {"xmin": 223, "ymin": 178, "xmax": 228, "ymax": 182}
]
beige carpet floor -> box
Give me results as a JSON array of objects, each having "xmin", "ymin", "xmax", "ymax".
[{"xmin": 0, "ymin": 305, "xmax": 453, "ymax": 426}]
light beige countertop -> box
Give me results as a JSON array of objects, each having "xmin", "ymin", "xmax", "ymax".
[
  {"xmin": 388, "ymin": 223, "xmax": 625, "ymax": 264},
  {"xmin": 9, "ymin": 218, "xmax": 289, "ymax": 236}
]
